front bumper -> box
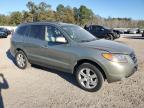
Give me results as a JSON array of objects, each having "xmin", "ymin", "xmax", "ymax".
[
  {"xmin": 100, "ymin": 54, "xmax": 138, "ymax": 83},
  {"xmin": 106, "ymin": 64, "xmax": 138, "ymax": 83},
  {"xmin": 0, "ymin": 33, "xmax": 7, "ymax": 37}
]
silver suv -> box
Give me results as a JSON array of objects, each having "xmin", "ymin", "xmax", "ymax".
[{"xmin": 10, "ymin": 22, "xmax": 138, "ymax": 92}]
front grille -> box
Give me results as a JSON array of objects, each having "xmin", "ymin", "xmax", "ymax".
[{"xmin": 129, "ymin": 52, "xmax": 137, "ymax": 63}]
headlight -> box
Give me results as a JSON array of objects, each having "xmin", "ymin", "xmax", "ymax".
[{"xmin": 102, "ymin": 53, "xmax": 128, "ymax": 63}]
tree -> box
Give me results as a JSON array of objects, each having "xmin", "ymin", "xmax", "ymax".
[
  {"xmin": 10, "ymin": 12, "xmax": 23, "ymax": 25},
  {"xmin": 0, "ymin": 1, "xmax": 144, "ymax": 28},
  {"xmin": 38, "ymin": 2, "xmax": 51, "ymax": 12},
  {"xmin": 0, "ymin": 15, "xmax": 10, "ymax": 25},
  {"xmin": 63, "ymin": 6, "xmax": 75, "ymax": 23},
  {"xmin": 56, "ymin": 4, "xmax": 65, "ymax": 21},
  {"xmin": 73, "ymin": 7, "xmax": 80, "ymax": 24},
  {"xmin": 26, "ymin": 1, "xmax": 38, "ymax": 21},
  {"xmin": 37, "ymin": 2, "xmax": 53, "ymax": 21},
  {"xmin": 78, "ymin": 5, "xmax": 94, "ymax": 25},
  {"xmin": 22, "ymin": 11, "xmax": 33, "ymax": 23},
  {"xmin": 56, "ymin": 5, "xmax": 75, "ymax": 23}
]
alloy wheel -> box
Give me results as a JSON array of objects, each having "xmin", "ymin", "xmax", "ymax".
[{"xmin": 78, "ymin": 68, "xmax": 98, "ymax": 89}]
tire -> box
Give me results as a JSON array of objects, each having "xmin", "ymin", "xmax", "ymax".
[
  {"xmin": 105, "ymin": 34, "xmax": 114, "ymax": 40},
  {"xmin": 4, "ymin": 36, "xmax": 7, "ymax": 38},
  {"xmin": 75, "ymin": 63, "xmax": 104, "ymax": 92},
  {"xmin": 116, "ymin": 33, "xmax": 120, "ymax": 38},
  {"xmin": 15, "ymin": 51, "xmax": 30, "ymax": 69}
]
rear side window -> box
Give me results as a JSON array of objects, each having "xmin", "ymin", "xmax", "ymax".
[
  {"xmin": 16, "ymin": 26, "xmax": 27, "ymax": 36},
  {"xmin": 29, "ymin": 25, "xmax": 45, "ymax": 40}
]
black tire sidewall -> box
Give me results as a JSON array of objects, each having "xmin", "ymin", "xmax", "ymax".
[
  {"xmin": 106, "ymin": 34, "xmax": 114, "ymax": 40},
  {"xmin": 15, "ymin": 51, "xmax": 28, "ymax": 69},
  {"xmin": 76, "ymin": 63, "xmax": 104, "ymax": 92}
]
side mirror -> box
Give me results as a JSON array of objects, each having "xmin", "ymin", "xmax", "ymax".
[{"xmin": 56, "ymin": 37, "xmax": 67, "ymax": 43}]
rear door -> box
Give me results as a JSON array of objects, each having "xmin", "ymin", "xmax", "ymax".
[
  {"xmin": 23, "ymin": 24, "xmax": 47, "ymax": 64},
  {"xmin": 11, "ymin": 25, "xmax": 28, "ymax": 52},
  {"xmin": 94, "ymin": 26, "xmax": 103, "ymax": 37},
  {"xmin": 89, "ymin": 26, "xmax": 99, "ymax": 37}
]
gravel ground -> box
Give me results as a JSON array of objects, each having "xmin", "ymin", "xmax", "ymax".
[{"xmin": 0, "ymin": 34, "xmax": 144, "ymax": 108}]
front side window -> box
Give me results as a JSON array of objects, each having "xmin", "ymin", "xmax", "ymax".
[
  {"xmin": 45, "ymin": 26, "xmax": 64, "ymax": 42},
  {"xmin": 29, "ymin": 25, "xmax": 45, "ymax": 40}
]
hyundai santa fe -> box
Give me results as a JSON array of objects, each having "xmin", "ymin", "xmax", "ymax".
[{"xmin": 10, "ymin": 22, "xmax": 138, "ymax": 92}]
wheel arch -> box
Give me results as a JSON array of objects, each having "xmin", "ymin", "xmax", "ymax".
[
  {"xmin": 73, "ymin": 59, "xmax": 107, "ymax": 80},
  {"xmin": 15, "ymin": 48, "xmax": 28, "ymax": 58}
]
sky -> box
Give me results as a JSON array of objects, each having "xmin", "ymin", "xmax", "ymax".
[{"xmin": 0, "ymin": 0, "xmax": 144, "ymax": 20}]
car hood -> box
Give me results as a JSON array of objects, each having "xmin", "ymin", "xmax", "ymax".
[{"xmin": 79, "ymin": 39, "xmax": 133, "ymax": 54}]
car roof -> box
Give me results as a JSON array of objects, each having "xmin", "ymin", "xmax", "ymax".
[
  {"xmin": 19, "ymin": 22, "xmax": 75, "ymax": 27},
  {"xmin": 91, "ymin": 25, "xmax": 103, "ymax": 27}
]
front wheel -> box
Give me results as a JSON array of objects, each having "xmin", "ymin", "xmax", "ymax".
[{"xmin": 75, "ymin": 63, "xmax": 104, "ymax": 92}]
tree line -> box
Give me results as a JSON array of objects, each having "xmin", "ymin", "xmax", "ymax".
[{"xmin": 0, "ymin": 1, "xmax": 144, "ymax": 28}]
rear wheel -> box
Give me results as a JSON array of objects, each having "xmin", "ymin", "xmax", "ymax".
[
  {"xmin": 75, "ymin": 63, "xmax": 104, "ymax": 92},
  {"xmin": 15, "ymin": 51, "xmax": 30, "ymax": 69}
]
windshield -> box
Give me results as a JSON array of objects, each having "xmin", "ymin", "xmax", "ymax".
[
  {"xmin": 61, "ymin": 25, "xmax": 97, "ymax": 42},
  {"xmin": 103, "ymin": 26, "xmax": 111, "ymax": 30}
]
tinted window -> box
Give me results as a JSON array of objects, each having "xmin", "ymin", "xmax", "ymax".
[
  {"xmin": 45, "ymin": 26, "xmax": 64, "ymax": 42},
  {"xmin": 29, "ymin": 25, "xmax": 45, "ymax": 40},
  {"xmin": 92, "ymin": 26, "xmax": 101, "ymax": 31},
  {"xmin": 24, "ymin": 26, "xmax": 30, "ymax": 37},
  {"xmin": 88, "ymin": 26, "xmax": 100, "ymax": 31},
  {"xmin": 16, "ymin": 26, "xmax": 27, "ymax": 36}
]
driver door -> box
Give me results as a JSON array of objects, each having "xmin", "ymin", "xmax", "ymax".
[{"xmin": 40, "ymin": 25, "xmax": 74, "ymax": 71}]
